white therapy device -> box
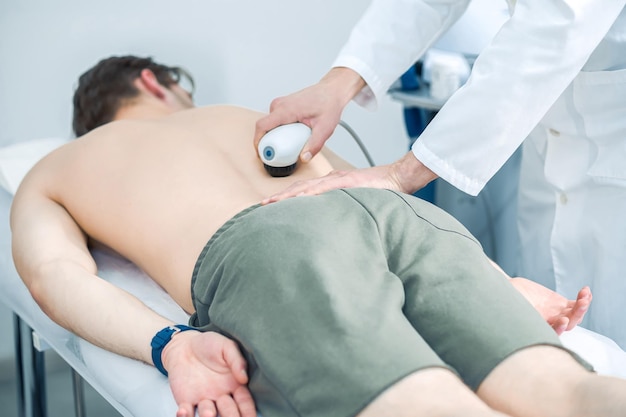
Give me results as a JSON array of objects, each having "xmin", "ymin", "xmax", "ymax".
[{"xmin": 258, "ymin": 122, "xmax": 311, "ymax": 177}]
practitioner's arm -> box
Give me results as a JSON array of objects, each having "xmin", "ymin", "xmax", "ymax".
[
  {"xmin": 254, "ymin": 67, "xmax": 365, "ymax": 162},
  {"xmin": 488, "ymin": 260, "xmax": 591, "ymax": 335},
  {"xmin": 10, "ymin": 185, "xmax": 254, "ymax": 417}
]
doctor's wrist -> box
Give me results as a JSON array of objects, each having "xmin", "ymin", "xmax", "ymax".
[
  {"xmin": 322, "ymin": 67, "xmax": 366, "ymax": 106},
  {"xmin": 391, "ymin": 152, "xmax": 438, "ymax": 194}
]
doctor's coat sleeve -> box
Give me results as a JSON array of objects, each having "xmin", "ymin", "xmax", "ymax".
[{"xmin": 332, "ymin": 0, "xmax": 626, "ymax": 196}]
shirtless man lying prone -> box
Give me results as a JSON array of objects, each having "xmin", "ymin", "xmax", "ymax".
[{"xmin": 11, "ymin": 56, "xmax": 625, "ymax": 417}]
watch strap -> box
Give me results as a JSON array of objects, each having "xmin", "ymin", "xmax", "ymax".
[{"xmin": 150, "ymin": 324, "xmax": 195, "ymax": 376}]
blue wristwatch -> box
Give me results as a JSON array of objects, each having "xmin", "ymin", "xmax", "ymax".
[{"xmin": 150, "ymin": 324, "xmax": 195, "ymax": 376}]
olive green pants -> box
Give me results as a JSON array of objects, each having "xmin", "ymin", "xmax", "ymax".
[{"xmin": 189, "ymin": 188, "xmax": 583, "ymax": 417}]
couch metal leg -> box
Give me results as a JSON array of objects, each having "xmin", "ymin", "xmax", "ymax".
[
  {"xmin": 31, "ymin": 334, "xmax": 48, "ymax": 417},
  {"xmin": 13, "ymin": 314, "xmax": 48, "ymax": 417},
  {"xmin": 71, "ymin": 368, "xmax": 87, "ymax": 417},
  {"xmin": 14, "ymin": 313, "xmax": 25, "ymax": 417}
]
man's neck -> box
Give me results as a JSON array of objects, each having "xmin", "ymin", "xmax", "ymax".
[{"xmin": 114, "ymin": 101, "xmax": 175, "ymax": 122}]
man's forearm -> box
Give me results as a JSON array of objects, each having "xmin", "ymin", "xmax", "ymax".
[{"xmin": 30, "ymin": 260, "xmax": 172, "ymax": 364}]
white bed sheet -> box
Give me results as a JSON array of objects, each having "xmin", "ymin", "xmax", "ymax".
[{"xmin": 1, "ymin": 141, "xmax": 626, "ymax": 417}]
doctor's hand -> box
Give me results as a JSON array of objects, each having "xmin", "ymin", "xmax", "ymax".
[
  {"xmin": 510, "ymin": 277, "xmax": 592, "ymax": 335},
  {"xmin": 254, "ymin": 67, "xmax": 366, "ymax": 163},
  {"xmin": 262, "ymin": 151, "xmax": 438, "ymax": 204},
  {"xmin": 162, "ymin": 330, "xmax": 256, "ymax": 417}
]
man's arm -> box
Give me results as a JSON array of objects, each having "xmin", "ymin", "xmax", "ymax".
[
  {"xmin": 10, "ymin": 184, "xmax": 171, "ymax": 361},
  {"xmin": 10, "ymin": 182, "xmax": 254, "ymax": 417},
  {"xmin": 488, "ymin": 260, "xmax": 591, "ymax": 335}
]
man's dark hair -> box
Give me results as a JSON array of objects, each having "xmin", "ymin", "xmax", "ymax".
[{"xmin": 72, "ymin": 55, "xmax": 195, "ymax": 137}]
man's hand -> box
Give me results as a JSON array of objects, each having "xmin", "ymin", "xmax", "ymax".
[
  {"xmin": 162, "ymin": 330, "xmax": 256, "ymax": 417},
  {"xmin": 510, "ymin": 277, "xmax": 592, "ymax": 335},
  {"xmin": 261, "ymin": 152, "xmax": 437, "ymax": 204},
  {"xmin": 254, "ymin": 67, "xmax": 365, "ymax": 164}
]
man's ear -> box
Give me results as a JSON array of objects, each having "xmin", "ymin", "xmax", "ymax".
[{"xmin": 137, "ymin": 69, "xmax": 166, "ymax": 99}]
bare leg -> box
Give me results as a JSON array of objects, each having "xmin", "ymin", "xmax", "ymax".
[
  {"xmin": 477, "ymin": 345, "xmax": 626, "ymax": 417},
  {"xmin": 358, "ymin": 368, "xmax": 510, "ymax": 417}
]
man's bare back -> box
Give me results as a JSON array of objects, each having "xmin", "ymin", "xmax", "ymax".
[{"xmin": 14, "ymin": 105, "xmax": 341, "ymax": 312}]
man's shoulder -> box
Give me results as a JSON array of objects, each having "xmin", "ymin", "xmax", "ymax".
[
  {"xmin": 77, "ymin": 105, "xmax": 265, "ymax": 142},
  {"xmin": 166, "ymin": 104, "xmax": 266, "ymax": 122}
]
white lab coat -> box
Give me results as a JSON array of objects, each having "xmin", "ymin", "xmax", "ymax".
[{"xmin": 333, "ymin": 0, "xmax": 626, "ymax": 348}]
